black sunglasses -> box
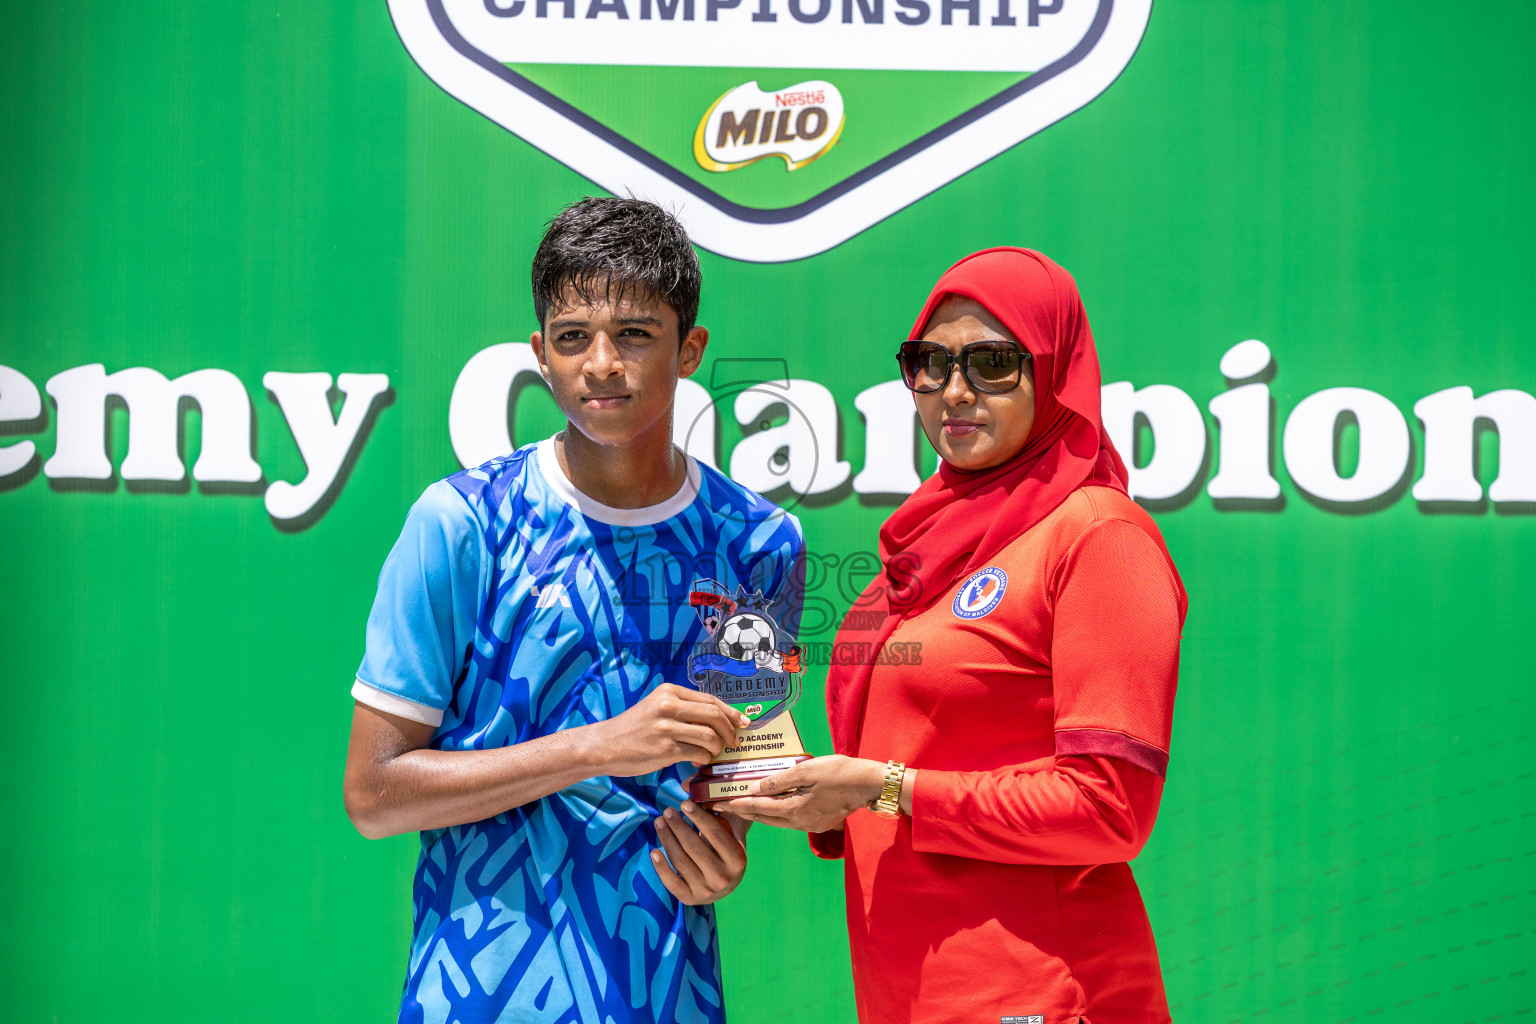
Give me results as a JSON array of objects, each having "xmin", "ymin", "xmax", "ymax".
[{"xmin": 896, "ymin": 340, "xmax": 1032, "ymax": 394}]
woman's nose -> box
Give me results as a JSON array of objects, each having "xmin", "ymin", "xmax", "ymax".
[{"xmin": 942, "ymin": 361, "xmax": 974, "ymax": 405}]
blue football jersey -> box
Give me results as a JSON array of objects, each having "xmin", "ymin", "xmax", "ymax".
[{"xmin": 354, "ymin": 436, "xmax": 804, "ymax": 1024}]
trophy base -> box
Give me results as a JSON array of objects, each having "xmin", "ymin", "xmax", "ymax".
[
  {"xmin": 688, "ymin": 712, "xmax": 811, "ymax": 804},
  {"xmin": 689, "ymin": 753, "xmax": 814, "ymax": 803}
]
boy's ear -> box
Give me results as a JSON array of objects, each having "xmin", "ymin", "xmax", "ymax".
[
  {"xmin": 679, "ymin": 325, "xmax": 709, "ymax": 380},
  {"xmin": 530, "ymin": 331, "xmax": 551, "ymax": 379}
]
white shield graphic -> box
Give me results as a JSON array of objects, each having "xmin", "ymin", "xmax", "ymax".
[{"xmin": 388, "ymin": 0, "xmax": 1152, "ymax": 262}]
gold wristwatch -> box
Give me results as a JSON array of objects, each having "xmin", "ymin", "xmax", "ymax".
[{"xmin": 869, "ymin": 760, "xmax": 905, "ymax": 818}]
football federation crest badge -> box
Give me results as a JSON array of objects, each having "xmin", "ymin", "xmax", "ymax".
[
  {"xmin": 953, "ymin": 566, "xmax": 1008, "ymax": 619},
  {"xmin": 387, "ymin": 0, "xmax": 1152, "ymax": 261},
  {"xmin": 684, "ymin": 578, "xmax": 812, "ymax": 802}
]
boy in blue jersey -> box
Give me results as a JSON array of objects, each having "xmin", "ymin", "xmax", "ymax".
[{"xmin": 344, "ymin": 198, "xmax": 805, "ymax": 1024}]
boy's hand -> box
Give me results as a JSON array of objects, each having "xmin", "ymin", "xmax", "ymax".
[
  {"xmin": 590, "ymin": 683, "xmax": 749, "ymax": 778},
  {"xmin": 651, "ymin": 801, "xmax": 748, "ymax": 905}
]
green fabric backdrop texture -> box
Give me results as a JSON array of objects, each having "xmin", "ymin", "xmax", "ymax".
[{"xmin": 2, "ymin": 2, "xmax": 1533, "ymax": 1021}]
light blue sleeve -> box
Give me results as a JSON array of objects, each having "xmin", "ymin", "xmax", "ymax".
[{"xmin": 353, "ymin": 481, "xmax": 488, "ymax": 727}]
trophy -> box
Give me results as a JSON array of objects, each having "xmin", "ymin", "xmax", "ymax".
[{"xmin": 684, "ymin": 578, "xmax": 812, "ymax": 803}]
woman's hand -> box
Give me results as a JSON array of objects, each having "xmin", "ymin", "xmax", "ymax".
[
  {"xmin": 651, "ymin": 800, "xmax": 749, "ymax": 905},
  {"xmin": 716, "ymin": 755, "xmax": 887, "ymax": 834}
]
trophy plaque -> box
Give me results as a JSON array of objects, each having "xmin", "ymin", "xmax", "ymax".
[{"xmin": 684, "ymin": 579, "xmax": 812, "ymax": 804}]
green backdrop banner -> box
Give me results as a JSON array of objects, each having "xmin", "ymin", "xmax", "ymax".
[{"xmin": 2, "ymin": 2, "xmax": 1532, "ymax": 1020}]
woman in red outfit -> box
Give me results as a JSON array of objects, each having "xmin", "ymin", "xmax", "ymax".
[{"xmin": 721, "ymin": 248, "xmax": 1186, "ymax": 1024}]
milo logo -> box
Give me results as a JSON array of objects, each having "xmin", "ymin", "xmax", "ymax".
[{"xmin": 695, "ymin": 81, "xmax": 845, "ymax": 172}]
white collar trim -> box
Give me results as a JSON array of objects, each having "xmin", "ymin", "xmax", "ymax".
[{"xmin": 534, "ymin": 435, "xmax": 702, "ymax": 527}]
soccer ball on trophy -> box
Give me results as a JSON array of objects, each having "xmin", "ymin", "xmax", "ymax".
[{"xmin": 718, "ymin": 612, "xmax": 775, "ymax": 662}]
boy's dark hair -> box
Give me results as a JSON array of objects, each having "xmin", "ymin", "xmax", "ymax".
[{"xmin": 531, "ymin": 197, "xmax": 703, "ymax": 339}]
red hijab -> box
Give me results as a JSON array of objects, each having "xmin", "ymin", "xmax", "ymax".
[{"xmin": 825, "ymin": 247, "xmax": 1129, "ymax": 756}]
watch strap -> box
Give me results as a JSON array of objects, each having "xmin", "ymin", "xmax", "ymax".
[{"xmin": 871, "ymin": 760, "xmax": 905, "ymax": 817}]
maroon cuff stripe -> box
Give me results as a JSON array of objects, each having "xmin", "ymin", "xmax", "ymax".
[{"xmin": 1055, "ymin": 729, "xmax": 1169, "ymax": 778}]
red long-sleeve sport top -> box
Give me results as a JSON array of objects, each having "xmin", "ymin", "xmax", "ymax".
[{"xmin": 811, "ymin": 485, "xmax": 1185, "ymax": 1024}]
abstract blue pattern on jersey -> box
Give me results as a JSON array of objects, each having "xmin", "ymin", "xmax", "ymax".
[{"xmin": 356, "ymin": 439, "xmax": 804, "ymax": 1024}]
